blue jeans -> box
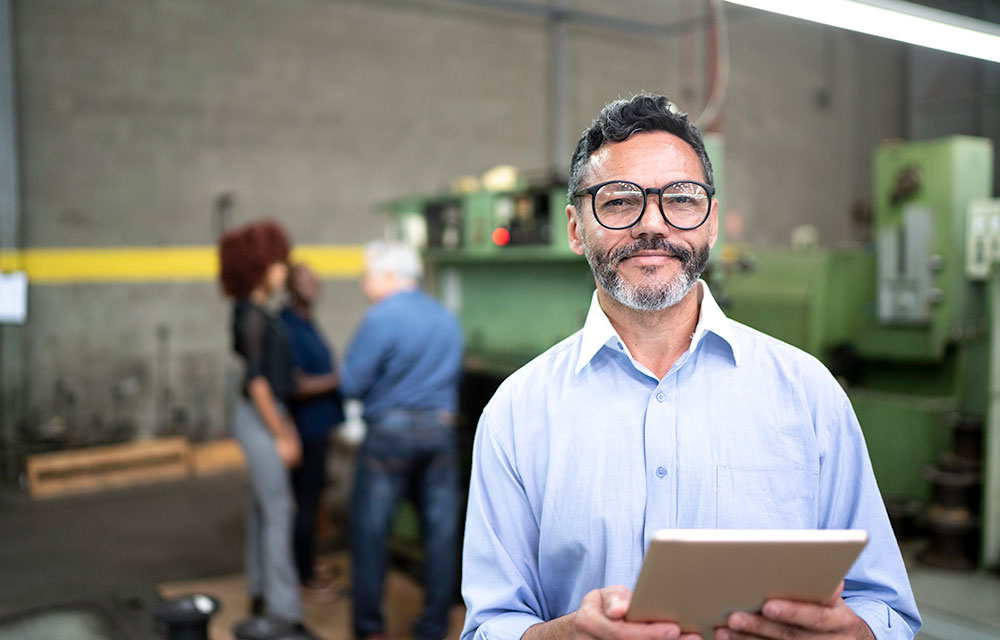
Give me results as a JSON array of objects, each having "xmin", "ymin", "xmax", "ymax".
[{"xmin": 351, "ymin": 410, "xmax": 459, "ymax": 640}]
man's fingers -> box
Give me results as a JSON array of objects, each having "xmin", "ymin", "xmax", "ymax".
[
  {"xmin": 717, "ymin": 591, "xmax": 868, "ymax": 640},
  {"xmin": 576, "ymin": 587, "xmax": 684, "ymax": 640},
  {"xmin": 761, "ymin": 597, "xmax": 850, "ymax": 631},
  {"xmin": 721, "ymin": 611, "xmax": 800, "ymax": 639},
  {"xmin": 577, "ymin": 614, "xmax": 682, "ymax": 640},
  {"xmin": 626, "ymin": 622, "xmax": 683, "ymax": 640},
  {"xmin": 600, "ymin": 585, "xmax": 632, "ymax": 620}
]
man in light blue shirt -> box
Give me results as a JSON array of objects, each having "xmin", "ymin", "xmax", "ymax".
[{"xmin": 461, "ymin": 94, "xmax": 920, "ymax": 640}]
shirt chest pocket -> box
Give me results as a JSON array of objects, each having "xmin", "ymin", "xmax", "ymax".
[{"xmin": 716, "ymin": 466, "xmax": 818, "ymax": 529}]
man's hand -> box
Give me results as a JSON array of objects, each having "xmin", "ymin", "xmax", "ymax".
[
  {"xmin": 524, "ymin": 585, "xmax": 700, "ymax": 640},
  {"xmin": 715, "ymin": 582, "xmax": 874, "ymax": 640},
  {"xmin": 572, "ymin": 586, "xmax": 700, "ymax": 640}
]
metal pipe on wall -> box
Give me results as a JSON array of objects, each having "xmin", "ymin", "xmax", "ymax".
[{"xmin": 547, "ymin": 0, "xmax": 571, "ymax": 180}]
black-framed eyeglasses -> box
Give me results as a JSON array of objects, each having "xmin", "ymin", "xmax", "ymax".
[{"xmin": 572, "ymin": 180, "xmax": 715, "ymax": 230}]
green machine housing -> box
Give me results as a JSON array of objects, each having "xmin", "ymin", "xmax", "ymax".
[
  {"xmin": 722, "ymin": 136, "xmax": 994, "ymax": 505},
  {"xmin": 391, "ymin": 185, "xmax": 593, "ymax": 376}
]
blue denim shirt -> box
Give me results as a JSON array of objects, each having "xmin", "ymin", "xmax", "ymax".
[
  {"xmin": 461, "ymin": 282, "xmax": 921, "ymax": 640},
  {"xmin": 340, "ymin": 288, "xmax": 463, "ymax": 420}
]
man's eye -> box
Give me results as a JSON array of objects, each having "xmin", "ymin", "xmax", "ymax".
[{"xmin": 666, "ymin": 194, "xmax": 703, "ymax": 206}]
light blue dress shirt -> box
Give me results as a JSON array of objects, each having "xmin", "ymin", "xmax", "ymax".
[
  {"xmin": 461, "ymin": 282, "xmax": 920, "ymax": 640},
  {"xmin": 339, "ymin": 288, "xmax": 463, "ymax": 420}
]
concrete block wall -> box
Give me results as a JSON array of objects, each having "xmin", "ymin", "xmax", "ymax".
[{"xmin": 3, "ymin": 0, "xmax": 910, "ymax": 464}]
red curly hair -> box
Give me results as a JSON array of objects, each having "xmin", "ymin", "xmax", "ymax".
[{"xmin": 218, "ymin": 220, "xmax": 291, "ymax": 298}]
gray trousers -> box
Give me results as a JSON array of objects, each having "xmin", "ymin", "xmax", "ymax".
[{"xmin": 232, "ymin": 398, "xmax": 303, "ymax": 622}]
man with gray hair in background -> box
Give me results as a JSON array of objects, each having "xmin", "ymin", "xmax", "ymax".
[{"xmin": 340, "ymin": 240, "xmax": 464, "ymax": 640}]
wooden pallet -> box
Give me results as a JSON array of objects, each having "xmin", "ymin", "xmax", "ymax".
[
  {"xmin": 190, "ymin": 438, "xmax": 245, "ymax": 476},
  {"xmin": 25, "ymin": 436, "xmax": 193, "ymax": 499}
]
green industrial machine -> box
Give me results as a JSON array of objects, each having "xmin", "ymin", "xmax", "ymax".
[
  {"xmin": 724, "ymin": 136, "xmax": 993, "ymax": 504},
  {"xmin": 723, "ymin": 136, "xmax": 998, "ymax": 569},
  {"xmin": 389, "ymin": 183, "xmax": 592, "ymax": 376}
]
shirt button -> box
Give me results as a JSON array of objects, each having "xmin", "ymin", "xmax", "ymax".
[
  {"xmin": 656, "ymin": 392, "xmax": 665, "ymax": 402},
  {"xmin": 617, "ymin": 341, "xmax": 624, "ymax": 350},
  {"xmin": 655, "ymin": 466, "xmax": 667, "ymax": 478}
]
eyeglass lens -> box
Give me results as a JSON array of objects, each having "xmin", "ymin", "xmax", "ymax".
[{"xmin": 593, "ymin": 181, "xmax": 710, "ymax": 229}]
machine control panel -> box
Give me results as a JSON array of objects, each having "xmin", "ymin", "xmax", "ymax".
[
  {"xmin": 878, "ymin": 204, "xmax": 936, "ymax": 325},
  {"xmin": 966, "ymin": 199, "xmax": 1000, "ymax": 280}
]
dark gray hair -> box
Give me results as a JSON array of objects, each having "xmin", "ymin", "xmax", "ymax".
[{"xmin": 567, "ymin": 93, "xmax": 714, "ymax": 205}]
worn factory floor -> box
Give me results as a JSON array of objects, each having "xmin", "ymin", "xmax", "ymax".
[
  {"xmin": 0, "ymin": 471, "xmax": 463, "ymax": 640},
  {"xmin": 0, "ymin": 472, "xmax": 998, "ymax": 639},
  {"xmin": 158, "ymin": 551, "xmax": 465, "ymax": 640}
]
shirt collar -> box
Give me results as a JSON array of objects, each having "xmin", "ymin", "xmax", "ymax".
[
  {"xmin": 574, "ymin": 280, "xmax": 740, "ymax": 374},
  {"xmin": 695, "ymin": 280, "xmax": 740, "ymax": 365}
]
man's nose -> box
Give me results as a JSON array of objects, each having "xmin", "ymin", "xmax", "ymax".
[{"xmin": 631, "ymin": 198, "xmax": 671, "ymax": 237}]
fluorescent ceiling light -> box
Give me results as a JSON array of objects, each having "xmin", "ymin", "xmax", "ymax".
[{"xmin": 725, "ymin": 0, "xmax": 1000, "ymax": 63}]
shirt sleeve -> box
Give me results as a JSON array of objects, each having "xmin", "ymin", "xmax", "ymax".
[
  {"xmin": 237, "ymin": 307, "xmax": 268, "ymax": 381},
  {"xmin": 461, "ymin": 402, "xmax": 548, "ymax": 640},
  {"xmin": 818, "ymin": 390, "xmax": 922, "ymax": 639},
  {"xmin": 339, "ymin": 309, "xmax": 388, "ymax": 400}
]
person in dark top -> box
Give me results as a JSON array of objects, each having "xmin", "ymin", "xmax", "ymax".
[
  {"xmin": 340, "ymin": 240, "xmax": 464, "ymax": 640},
  {"xmin": 280, "ymin": 263, "xmax": 345, "ymax": 600},
  {"xmin": 218, "ymin": 220, "xmax": 321, "ymax": 639}
]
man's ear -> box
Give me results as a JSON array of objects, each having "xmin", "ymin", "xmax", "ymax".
[
  {"xmin": 567, "ymin": 204, "xmax": 584, "ymax": 256},
  {"xmin": 707, "ymin": 199, "xmax": 719, "ymax": 249}
]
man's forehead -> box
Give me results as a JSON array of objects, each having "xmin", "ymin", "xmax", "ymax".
[{"xmin": 582, "ymin": 131, "xmax": 701, "ymax": 182}]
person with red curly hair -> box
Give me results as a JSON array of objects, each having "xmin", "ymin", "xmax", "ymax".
[{"xmin": 219, "ymin": 220, "xmax": 321, "ymax": 639}]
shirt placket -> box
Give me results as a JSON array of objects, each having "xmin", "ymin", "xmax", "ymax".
[{"xmin": 642, "ymin": 373, "xmax": 678, "ymax": 552}]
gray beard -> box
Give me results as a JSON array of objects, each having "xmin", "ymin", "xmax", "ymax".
[{"xmin": 582, "ymin": 232, "xmax": 710, "ymax": 311}]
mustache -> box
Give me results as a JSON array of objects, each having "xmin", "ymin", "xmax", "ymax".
[{"xmin": 609, "ymin": 237, "xmax": 693, "ymax": 265}]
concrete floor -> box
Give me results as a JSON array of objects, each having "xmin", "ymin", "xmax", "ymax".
[
  {"xmin": 0, "ymin": 471, "xmax": 463, "ymax": 640},
  {"xmin": 158, "ymin": 551, "xmax": 465, "ymax": 640},
  {"xmin": 909, "ymin": 561, "xmax": 1000, "ymax": 639},
  {"xmin": 1, "ymin": 473, "xmax": 998, "ymax": 639},
  {"xmin": 0, "ymin": 474, "xmax": 247, "ymax": 638}
]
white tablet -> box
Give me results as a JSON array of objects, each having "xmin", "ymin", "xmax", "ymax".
[{"xmin": 626, "ymin": 529, "xmax": 869, "ymax": 637}]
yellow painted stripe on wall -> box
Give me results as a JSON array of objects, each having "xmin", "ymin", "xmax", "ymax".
[
  {"xmin": 0, "ymin": 245, "xmax": 365, "ymax": 283},
  {"xmin": 292, "ymin": 245, "xmax": 365, "ymax": 278}
]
